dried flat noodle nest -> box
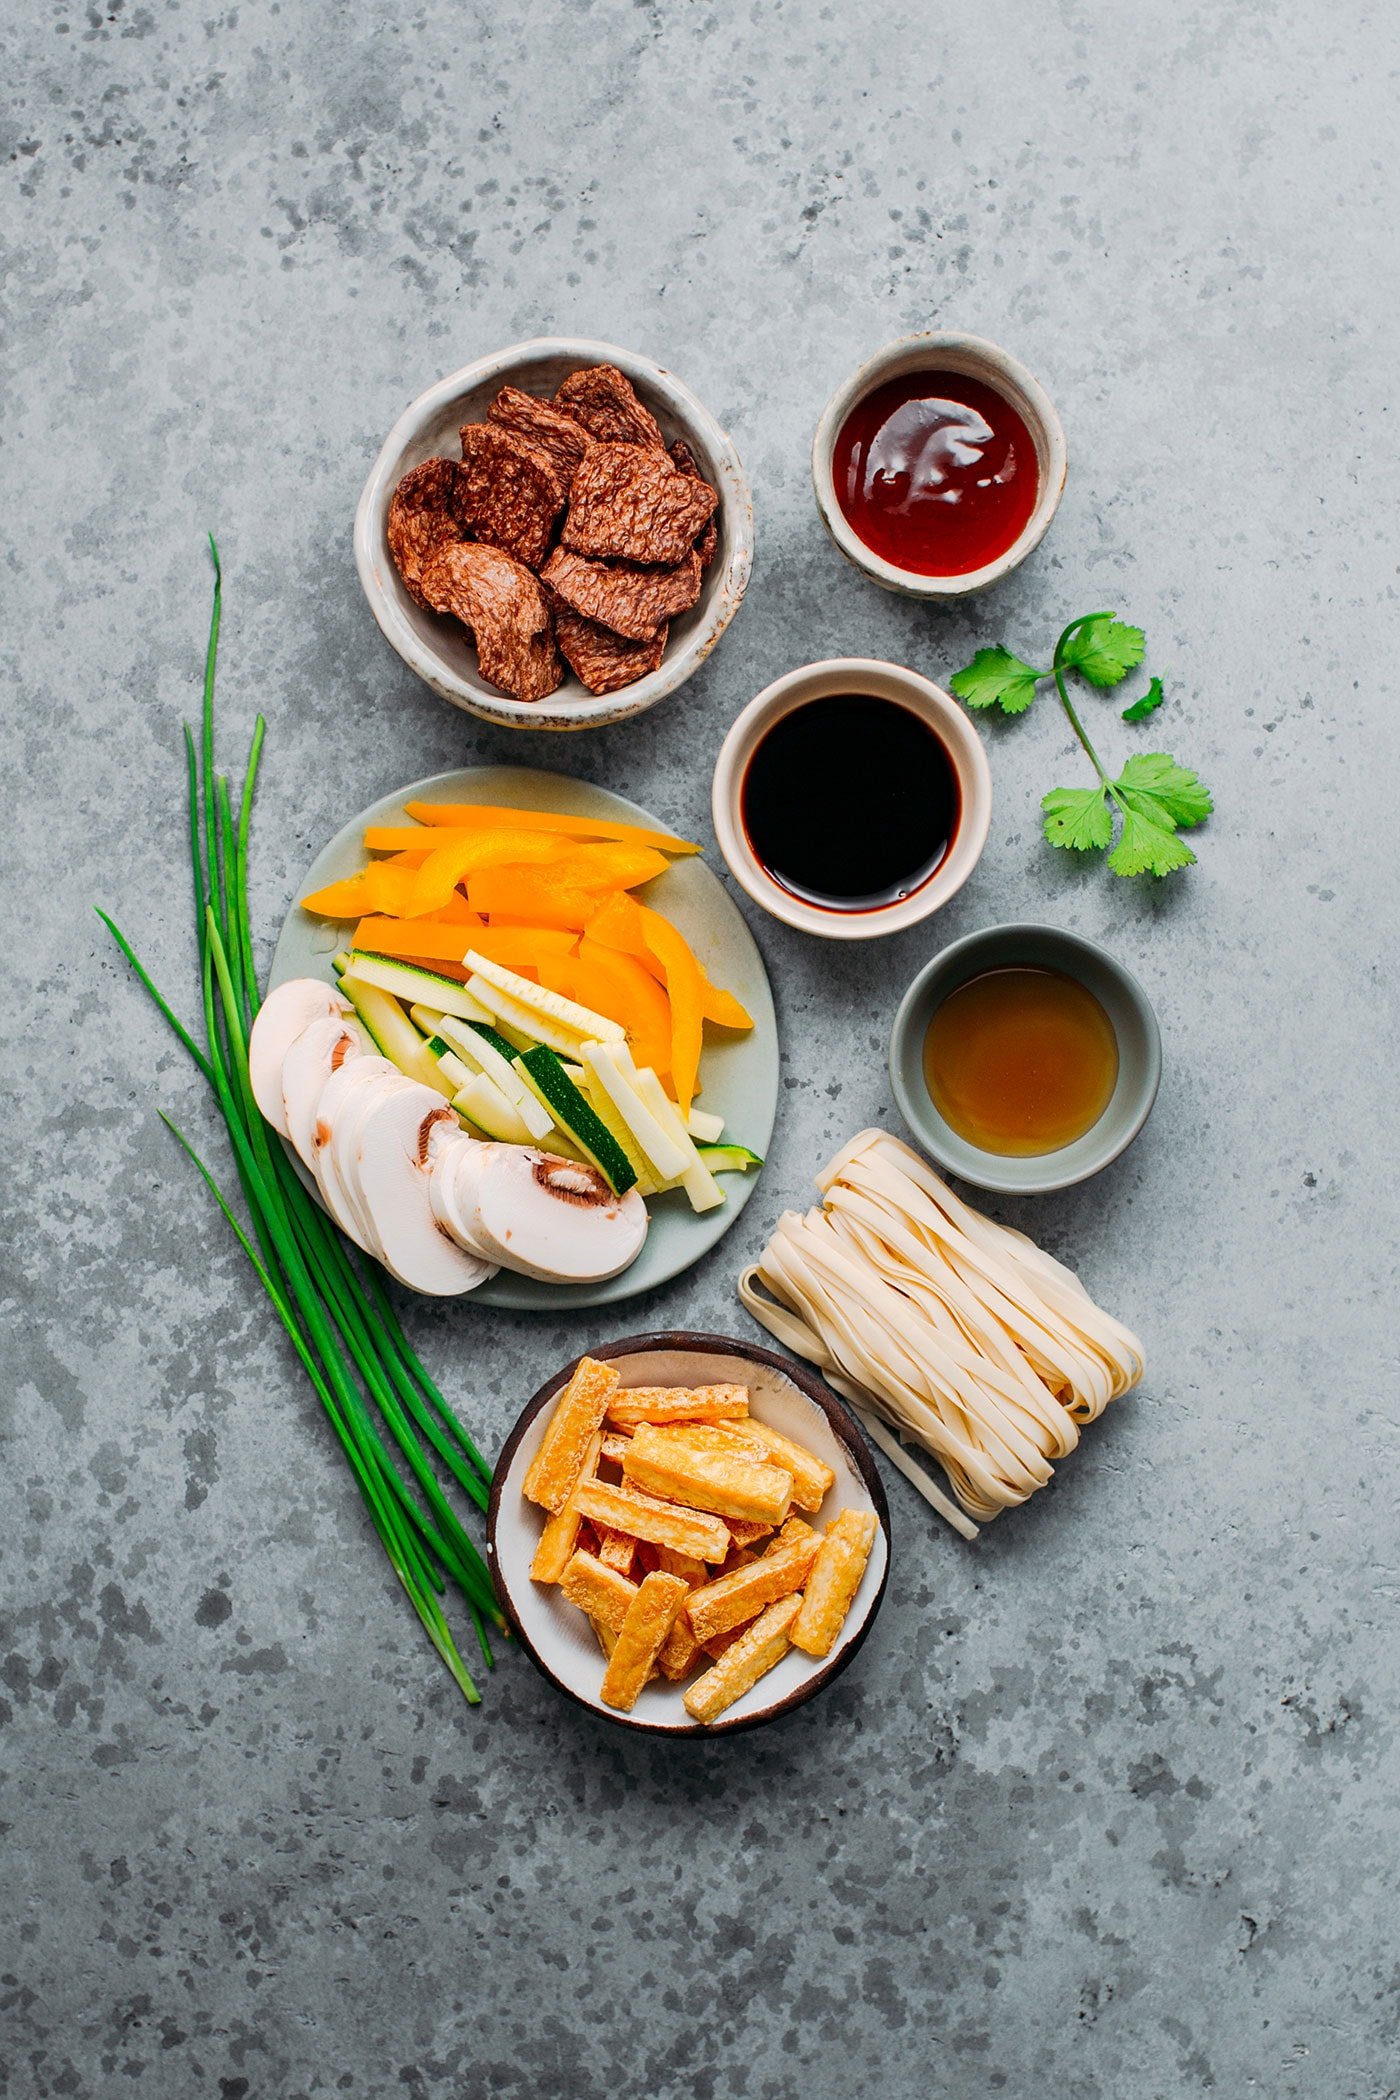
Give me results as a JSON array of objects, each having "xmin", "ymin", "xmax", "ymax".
[{"xmin": 738, "ymin": 1130, "xmax": 1143, "ymax": 1537}]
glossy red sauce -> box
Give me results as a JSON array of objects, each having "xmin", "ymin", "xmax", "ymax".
[{"xmin": 833, "ymin": 370, "xmax": 1038, "ymax": 576}]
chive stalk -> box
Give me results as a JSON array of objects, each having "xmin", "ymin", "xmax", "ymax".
[{"xmin": 100, "ymin": 544, "xmax": 499, "ymax": 1702}]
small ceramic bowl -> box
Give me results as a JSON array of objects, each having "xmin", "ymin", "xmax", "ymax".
[
  {"xmin": 812, "ymin": 331, "xmax": 1067, "ymax": 599},
  {"xmin": 488, "ymin": 1331, "xmax": 891, "ymax": 1735},
  {"xmin": 711, "ymin": 657, "xmax": 992, "ymax": 940},
  {"xmin": 354, "ymin": 338, "xmax": 754, "ymax": 732},
  {"xmin": 888, "ymin": 924, "xmax": 1161, "ymax": 1194}
]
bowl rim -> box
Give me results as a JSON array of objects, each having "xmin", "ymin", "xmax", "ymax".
[
  {"xmin": 711, "ymin": 657, "xmax": 992, "ymax": 940},
  {"xmin": 354, "ymin": 336, "xmax": 755, "ymax": 732},
  {"xmin": 888, "ymin": 921, "xmax": 1163, "ymax": 1193},
  {"xmin": 811, "ymin": 330, "xmax": 1067, "ymax": 600},
  {"xmin": 486, "ymin": 1328, "xmax": 892, "ymax": 1736}
]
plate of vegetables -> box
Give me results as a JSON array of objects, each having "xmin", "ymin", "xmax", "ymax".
[{"xmin": 264, "ymin": 766, "xmax": 778, "ymax": 1309}]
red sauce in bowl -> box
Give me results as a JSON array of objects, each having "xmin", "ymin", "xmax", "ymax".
[{"xmin": 832, "ymin": 370, "xmax": 1038, "ymax": 576}]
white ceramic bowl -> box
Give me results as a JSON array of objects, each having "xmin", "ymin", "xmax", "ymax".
[
  {"xmin": 354, "ymin": 337, "xmax": 754, "ymax": 732},
  {"xmin": 711, "ymin": 658, "xmax": 992, "ymax": 940},
  {"xmin": 812, "ymin": 331, "xmax": 1067, "ymax": 599},
  {"xmin": 488, "ymin": 1332, "xmax": 891, "ymax": 1735}
]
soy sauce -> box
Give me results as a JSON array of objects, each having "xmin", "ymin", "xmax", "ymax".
[{"xmin": 741, "ymin": 694, "xmax": 958, "ymax": 911}]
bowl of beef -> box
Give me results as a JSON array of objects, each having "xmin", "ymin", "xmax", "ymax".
[{"xmin": 355, "ymin": 339, "xmax": 754, "ymax": 731}]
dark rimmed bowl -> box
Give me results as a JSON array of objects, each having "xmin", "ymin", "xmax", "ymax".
[{"xmin": 487, "ymin": 1331, "xmax": 891, "ymax": 1735}]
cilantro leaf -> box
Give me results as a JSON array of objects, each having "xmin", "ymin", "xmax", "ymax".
[
  {"xmin": 949, "ymin": 646, "xmax": 1045, "ymax": 715},
  {"xmin": 1107, "ymin": 807, "xmax": 1197, "ymax": 879},
  {"xmin": 1059, "ymin": 614, "xmax": 1146, "ymax": 688},
  {"xmin": 1115, "ymin": 751, "xmax": 1214, "ymax": 831},
  {"xmin": 1041, "ymin": 784, "xmax": 1113, "ymax": 853},
  {"xmin": 1121, "ymin": 676, "xmax": 1165, "ymax": 723}
]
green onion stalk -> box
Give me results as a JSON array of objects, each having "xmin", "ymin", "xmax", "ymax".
[{"xmin": 99, "ymin": 540, "xmax": 501, "ymax": 1704}]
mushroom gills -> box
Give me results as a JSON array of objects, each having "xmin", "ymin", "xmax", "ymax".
[
  {"xmin": 447, "ymin": 1142, "xmax": 648, "ymax": 1283},
  {"xmin": 348, "ymin": 1085, "xmax": 497, "ymax": 1295},
  {"xmin": 249, "ymin": 978, "xmax": 351, "ymax": 1136}
]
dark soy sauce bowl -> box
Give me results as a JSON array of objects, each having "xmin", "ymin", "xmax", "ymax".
[{"xmin": 711, "ymin": 658, "xmax": 992, "ymax": 941}]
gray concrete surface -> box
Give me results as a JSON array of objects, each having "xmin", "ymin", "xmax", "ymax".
[{"xmin": 3, "ymin": 2, "xmax": 1397, "ymax": 2094}]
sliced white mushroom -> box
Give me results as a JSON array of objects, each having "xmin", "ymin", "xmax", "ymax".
[
  {"xmin": 282, "ymin": 1014, "xmax": 367, "ymax": 1170},
  {"xmin": 448, "ymin": 1142, "xmax": 648, "ymax": 1284},
  {"xmin": 327, "ymin": 1063, "xmax": 418, "ymax": 1257},
  {"xmin": 427, "ymin": 1126, "xmax": 496, "ymax": 1263},
  {"xmin": 309, "ymin": 1054, "xmax": 401, "ymax": 1255},
  {"xmin": 347, "ymin": 1085, "xmax": 497, "ymax": 1296},
  {"xmin": 248, "ymin": 978, "xmax": 350, "ymax": 1136}
]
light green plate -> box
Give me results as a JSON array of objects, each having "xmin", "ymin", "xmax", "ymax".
[{"xmin": 268, "ymin": 765, "xmax": 778, "ymax": 1311}]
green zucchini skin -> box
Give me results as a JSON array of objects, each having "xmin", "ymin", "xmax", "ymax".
[{"xmin": 515, "ymin": 1046, "xmax": 638, "ymax": 1196}]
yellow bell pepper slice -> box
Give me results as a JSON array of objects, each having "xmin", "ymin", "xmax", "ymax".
[{"xmin": 468, "ymin": 868, "xmax": 602, "ymax": 929}]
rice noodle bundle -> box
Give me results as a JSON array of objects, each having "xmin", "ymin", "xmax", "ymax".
[{"xmin": 738, "ymin": 1130, "xmax": 1143, "ymax": 1536}]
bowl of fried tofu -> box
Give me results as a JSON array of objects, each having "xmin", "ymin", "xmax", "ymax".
[
  {"xmin": 488, "ymin": 1332, "xmax": 890, "ymax": 1732},
  {"xmin": 355, "ymin": 339, "xmax": 754, "ymax": 731}
]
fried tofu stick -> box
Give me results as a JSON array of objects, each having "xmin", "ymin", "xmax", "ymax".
[
  {"xmin": 572, "ymin": 1478, "xmax": 731, "ymax": 1563},
  {"xmin": 684, "ymin": 1528, "xmax": 821, "ymax": 1645},
  {"xmin": 661, "ymin": 1421, "xmax": 836, "ymax": 1514},
  {"xmin": 683, "ymin": 1594, "xmax": 804, "ymax": 1724},
  {"xmin": 558, "ymin": 1548, "xmax": 637, "ymax": 1636},
  {"xmin": 606, "ymin": 1383, "xmax": 750, "ymax": 1432},
  {"xmin": 600, "ymin": 1572, "xmax": 690, "ymax": 1711},
  {"xmin": 790, "ymin": 1510, "xmax": 879, "ymax": 1658},
  {"xmin": 529, "ymin": 1430, "xmax": 604, "ymax": 1583},
  {"xmin": 600, "ymin": 1433, "xmax": 633, "ymax": 1465},
  {"xmin": 596, "ymin": 1528, "xmax": 637, "ymax": 1576},
  {"xmin": 621, "ymin": 1424, "xmax": 794, "ymax": 1526},
  {"xmin": 653, "ymin": 1546, "xmax": 708, "ymax": 1680},
  {"xmin": 523, "ymin": 1357, "xmax": 620, "ymax": 1513}
]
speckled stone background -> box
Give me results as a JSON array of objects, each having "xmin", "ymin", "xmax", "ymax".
[{"xmin": 4, "ymin": 2, "xmax": 1398, "ymax": 2094}]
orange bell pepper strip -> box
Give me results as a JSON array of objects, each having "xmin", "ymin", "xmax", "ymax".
[
  {"xmin": 402, "ymin": 801, "xmax": 701, "ymax": 856},
  {"xmin": 301, "ymin": 863, "xmax": 421, "ymax": 919},
  {"xmin": 405, "ymin": 830, "xmax": 576, "ymax": 917},
  {"xmin": 547, "ymin": 938, "xmax": 674, "ymax": 1078},
  {"xmin": 352, "ymin": 917, "xmax": 574, "ymax": 968},
  {"xmin": 633, "ymin": 909, "xmax": 705, "ymax": 1115},
  {"xmin": 467, "ymin": 868, "xmax": 601, "ymax": 929},
  {"xmin": 586, "ymin": 892, "xmax": 753, "ymax": 1032},
  {"xmin": 533, "ymin": 843, "xmax": 671, "ymax": 892}
]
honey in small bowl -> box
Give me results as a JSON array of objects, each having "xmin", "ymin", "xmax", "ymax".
[{"xmin": 922, "ymin": 966, "xmax": 1119, "ymax": 1157}]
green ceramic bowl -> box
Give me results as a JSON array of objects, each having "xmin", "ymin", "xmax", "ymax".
[{"xmin": 888, "ymin": 924, "xmax": 1162, "ymax": 1194}]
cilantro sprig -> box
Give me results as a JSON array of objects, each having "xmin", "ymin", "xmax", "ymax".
[{"xmin": 949, "ymin": 614, "xmax": 1212, "ymax": 879}]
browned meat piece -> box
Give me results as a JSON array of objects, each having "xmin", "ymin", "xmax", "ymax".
[
  {"xmin": 554, "ymin": 364, "xmax": 667, "ymax": 450},
  {"xmin": 542, "ymin": 546, "xmax": 703, "ymax": 643},
  {"xmin": 419, "ymin": 541, "xmax": 563, "ymax": 703},
  {"xmin": 670, "ymin": 438, "xmax": 719, "ymax": 568},
  {"xmin": 554, "ymin": 608, "xmax": 668, "ymax": 695},
  {"xmin": 561, "ymin": 443, "xmax": 718, "ymax": 566},
  {"xmin": 386, "ymin": 458, "xmax": 467, "ymax": 607},
  {"xmin": 456, "ymin": 423, "xmax": 566, "ymax": 570},
  {"xmin": 487, "ymin": 386, "xmax": 594, "ymax": 487}
]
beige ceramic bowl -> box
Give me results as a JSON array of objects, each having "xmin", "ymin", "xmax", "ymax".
[
  {"xmin": 811, "ymin": 331, "xmax": 1067, "ymax": 599},
  {"xmin": 711, "ymin": 658, "xmax": 992, "ymax": 940},
  {"xmin": 354, "ymin": 338, "xmax": 754, "ymax": 732}
]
